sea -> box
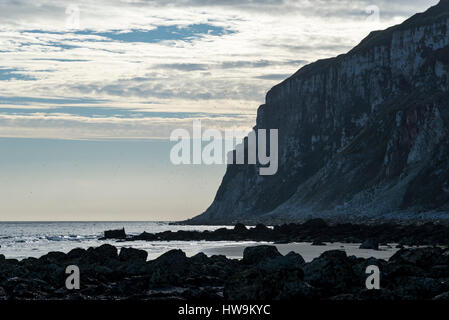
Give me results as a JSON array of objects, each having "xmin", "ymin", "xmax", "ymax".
[{"xmin": 0, "ymin": 221, "xmax": 399, "ymax": 262}]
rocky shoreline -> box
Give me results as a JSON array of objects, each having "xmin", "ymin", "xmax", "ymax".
[
  {"xmin": 103, "ymin": 219, "xmax": 449, "ymax": 247},
  {"xmin": 1, "ymin": 244, "xmax": 449, "ymax": 300}
]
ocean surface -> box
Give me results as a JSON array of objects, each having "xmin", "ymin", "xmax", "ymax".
[{"xmin": 0, "ymin": 221, "xmax": 399, "ymax": 261}]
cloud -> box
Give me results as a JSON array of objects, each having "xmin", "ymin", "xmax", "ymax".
[
  {"xmin": 254, "ymin": 73, "xmax": 291, "ymax": 80},
  {"xmin": 0, "ymin": 0, "xmax": 439, "ymax": 139},
  {"xmin": 0, "ymin": 68, "xmax": 36, "ymax": 81}
]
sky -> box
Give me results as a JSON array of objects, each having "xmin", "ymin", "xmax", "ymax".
[{"xmin": 0, "ymin": 0, "xmax": 439, "ymax": 221}]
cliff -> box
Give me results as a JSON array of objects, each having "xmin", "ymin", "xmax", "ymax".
[{"xmin": 191, "ymin": 0, "xmax": 449, "ymax": 224}]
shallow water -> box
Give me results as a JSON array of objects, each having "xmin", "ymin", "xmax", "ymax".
[{"xmin": 0, "ymin": 221, "xmax": 398, "ymax": 261}]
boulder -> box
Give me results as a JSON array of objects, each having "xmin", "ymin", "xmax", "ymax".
[
  {"xmin": 104, "ymin": 228, "xmax": 126, "ymax": 239},
  {"xmin": 389, "ymin": 247, "xmax": 443, "ymax": 269},
  {"xmin": 84, "ymin": 244, "xmax": 118, "ymax": 264},
  {"xmin": 359, "ymin": 239, "xmax": 379, "ymax": 250},
  {"xmin": 148, "ymin": 249, "xmax": 189, "ymax": 285},
  {"xmin": 391, "ymin": 276, "xmax": 447, "ymax": 299},
  {"xmin": 119, "ymin": 247, "xmax": 148, "ymax": 263},
  {"xmin": 234, "ymin": 223, "xmax": 247, "ymax": 233},
  {"xmin": 224, "ymin": 265, "xmax": 310, "ymax": 300},
  {"xmin": 39, "ymin": 251, "xmax": 67, "ymax": 264},
  {"xmin": 303, "ymin": 250, "xmax": 355, "ymax": 293},
  {"xmin": 302, "ymin": 218, "xmax": 328, "ymax": 229},
  {"xmin": 190, "ymin": 252, "xmax": 209, "ymax": 264},
  {"xmin": 257, "ymin": 251, "xmax": 305, "ymax": 273},
  {"xmin": 242, "ymin": 245, "xmax": 282, "ymax": 265},
  {"xmin": 433, "ymin": 291, "xmax": 449, "ymax": 300},
  {"xmin": 67, "ymin": 248, "xmax": 87, "ymax": 260}
]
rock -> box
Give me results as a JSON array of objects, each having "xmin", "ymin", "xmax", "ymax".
[
  {"xmin": 312, "ymin": 240, "xmax": 326, "ymax": 246},
  {"xmin": 234, "ymin": 223, "xmax": 247, "ymax": 233},
  {"xmin": 330, "ymin": 293, "xmax": 358, "ymax": 300},
  {"xmin": 302, "ymin": 218, "xmax": 328, "ymax": 229},
  {"xmin": 67, "ymin": 248, "xmax": 87, "ymax": 260},
  {"xmin": 103, "ymin": 228, "xmax": 126, "ymax": 239},
  {"xmin": 224, "ymin": 264, "xmax": 310, "ymax": 300},
  {"xmin": 359, "ymin": 239, "xmax": 379, "ymax": 250},
  {"xmin": 391, "ymin": 276, "xmax": 447, "ymax": 299},
  {"xmin": 39, "ymin": 251, "xmax": 67, "ymax": 264},
  {"xmin": 190, "ymin": 252, "xmax": 209, "ymax": 264},
  {"xmin": 389, "ymin": 247, "xmax": 444, "ymax": 269},
  {"xmin": 355, "ymin": 289, "xmax": 396, "ymax": 300},
  {"xmin": 242, "ymin": 245, "xmax": 282, "ymax": 265},
  {"xmin": 84, "ymin": 244, "xmax": 118, "ymax": 265},
  {"xmin": 433, "ymin": 291, "xmax": 449, "ymax": 300},
  {"xmin": 303, "ymin": 250, "xmax": 355, "ymax": 293},
  {"xmin": 436, "ymin": 249, "xmax": 449, "ymax": 265},
  {"xmin": 384, "ymin": 264, "xmax": 427, "ymax": 279},
  {"xmin": 257, "ymin": 252, "xmax": 305, "ymax": 273},
  {"xmin": 132, "ymin": 231, "xmax": 157, "ymax": 241},
  {"xmin": 148, "ymin": 250, "xmax": 189, "ymax": 285},
  {"xmin": 119, "ymin": 247, "xmax": 148, "ymax": 263},
  {"xmin": 429, "ymin": 265, "xmax": 449, "ymax": 278}
]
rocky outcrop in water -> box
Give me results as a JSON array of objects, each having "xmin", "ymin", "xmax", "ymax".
[
  {"xmin": 1, "ymin": 245, "xmax": 449, "ymax": 300},
  {"xmin": 104, "ymin": 220, "xmax": 449, "ymax": 246},
  {"xmin": 190, "ymin": 0, "xmax": 449, "ymax": 224}
]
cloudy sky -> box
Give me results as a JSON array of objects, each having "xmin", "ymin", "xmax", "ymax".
[{"xmin": 0, "ymin": 0, "xmax": 438, "ymax": 221}]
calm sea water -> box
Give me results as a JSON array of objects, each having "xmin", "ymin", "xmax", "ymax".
[{"xmin": 0, "ymin": 221, "xmax": 399, "ymax": 261}]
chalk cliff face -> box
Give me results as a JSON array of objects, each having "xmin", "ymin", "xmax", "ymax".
[{"xmin": 191, "ymin": 0, "xmax": 449, "ymax": 224}]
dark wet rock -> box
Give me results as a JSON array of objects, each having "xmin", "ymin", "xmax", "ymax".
[
  {"xmin": 302, "ymin": 218, "xmax": 328, "ymax": 229},
  {"xmin": 303, "ymin": 250, "xmax": 355, "ymax": 293},
  {"xmin": 103, "ymin": 228, "xmax": 126, "ymax": 240},
  {"xmin": 132, "ymin": 231, "xmax": 157, "ymax": 241},
  {"xmin": 390, "ymin": 276, "xmax": 448, "ymax": 299},
  {"xmin": 257, "ymin": 252, "xmax": 305, "ymax": 273},
  {"xmin": 110, "ymin": 220, "xmax": 449, "ymax": 247},
  {"xmin": 242, "ymin": 245, "xmax": 282, "ymax": 265},
  {"xmin": 87, "ymin": 244, "xmax": 118, "ymax": 262},
  {"xmin": 355, "ymin": 289, "xmax": 396, "ymax": 300},
  {"xmin": 433, "ymin": 291, "xmax": 449, "ymax": 300},
  {"xmin": 3, "ymin": 241, "xmax": 449, "ymax": 300},
  {"xmin": 224, "ymin": 263, "xmax": 310, "ymax": 300},
  {"xmin": 39, "ymin": 251, "xmax": 67, "ymax": 264},
  {"xmin": 119, "ymin": 247, "xmax": 148, "ymax": 263},
  {"xmin": 330, "ymin": 293, "xmax": 358, "ymax": 300},
  {"xmin": 234, "ymin": 223, "xmax": 247, "ymax": 233},
  {"xmin": 148, "ymin": 250, "xmax": 189, "ymax": 285},
  {"xmin": 311, "ymin": 240, "xmax": 326, "ymax": 246},
  {"xmin": 384, "ymin": 263, "xmax": 427, "ymax": 280},
  {"xmin": 389, "ymin": 247, "xmax": 444, "ymax": 269},
  {"xmin": 430, "ymin": 265, "xmax": 449, "ymax": 278},
  {"xmin": 359, "ymin": 239, "xmax": 379, "ymax": 250},
  {"xmin": 67, "ymin": 248, "xmax": 87, "ymax": 260},
  {"xmin": 190, "ymin": 252, "xmax": 209, "ymax": 265},
  {"xmin": 436, "ymin": 249, "xmax": 449, "ymax": 265}
]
